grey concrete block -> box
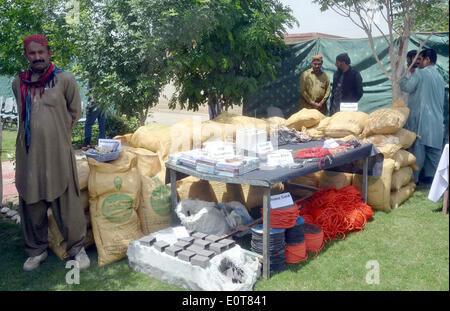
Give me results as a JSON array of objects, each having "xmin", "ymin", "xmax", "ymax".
[
  {"xmin": 153, "ymin": 240, "xmax": 170, "ymax": 252},
  {"xmin": 192, "ymin": 232, "xmax": 208, "ymax": 240},
  {"xmin": 204, "ymin": 235, "xmax": 222, "ymax": 243},
  {"xmin": 165, "ymin": 245, "xmax": 183, "ymax": 257},
  {"xmin": 191, "ymin": 255, "xmax": 210, "ymax": 268},
  {"xmin": 178, "ymin": 250, "xmax": 196, "ymax": 262},
  {"xmin": 178, "ymin": 236, "xmax": 195, "ymax": 244},
  {"xmin": 196, "ymin": 249, "xmax": 215, "ymax": 259},
  {"xmin": 193, "ymin": 239, "xmax": 211, "ymax": 249},
  {"xmin": 139, "ymin": 235, "xmax": 156, "ymax": 247},
  {"xmin": 218, "ymin": 238, "xmax": 235, "ymax": 249},
  {"xmin": 209, "ymin": 242, "xmax": 227, "ymax": 254},
  {"xmin": 186, "ymin": 244, "xmax": 204, "ymax": 253},
  {"xmin": 174, "ymin": 240, "xmax": 192, "ymax": 250}
]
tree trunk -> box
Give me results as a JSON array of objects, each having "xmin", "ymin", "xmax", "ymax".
[{"xmin": 138, "ymin": 107, "xmax": 149, "ymax": 126}]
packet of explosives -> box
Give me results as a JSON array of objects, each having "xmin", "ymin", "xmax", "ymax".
[{"xmin": 98, "ymin": 139, "xmax": 122, "ymax": 153}]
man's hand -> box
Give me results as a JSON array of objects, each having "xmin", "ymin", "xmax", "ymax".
[{"xmin": 311, "ymin": 102, "xmax": 322, "ymax": 109}]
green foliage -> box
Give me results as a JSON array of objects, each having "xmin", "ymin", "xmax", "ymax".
[
  {"xmin": 0, "ymin": 0, "xmax": 75, "ymax": 76},
  {"xmin": 160, "ymin": 0, "xmax": 298, "ymax": 112}
]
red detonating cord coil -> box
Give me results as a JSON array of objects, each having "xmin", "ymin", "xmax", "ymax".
[
  {"xmin": 260, "ymin": 205, "xmax": 300, "ymax": 229},
  {"xmin": 285, "ymin": 242, "xmax": 308, "ymax": 263}
]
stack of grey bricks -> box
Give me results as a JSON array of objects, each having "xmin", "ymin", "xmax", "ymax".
[{"xmin": 140, "ymin": 231, "xmax": 236, "ymax": 269}]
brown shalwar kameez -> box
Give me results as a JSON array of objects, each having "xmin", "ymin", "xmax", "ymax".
[{"xmin": 12, "ymin": 70, "xmax": 86, "ymax": 257}]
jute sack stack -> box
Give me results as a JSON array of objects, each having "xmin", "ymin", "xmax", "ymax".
[
  {"xmin": 392, "ymin": 149, "xmax": 419, "ymax": 171},
  {"xmin": 138, "ymin": 175, "xmax": 172, "ymax": 235},
  {"xmin": 323, "ymin": 111, "xmax": 369, "ymax": 138},
  {"xmin": 176, "ymin": 176, "xmax": 218, "ymax": 203},
  {"xmin": 88, "ymin": 150, "xmax": 144, "ymax": 266},
  {"xmin": 241, "ymin": 183, "xmax": 285, "ymax": 209},
  {"xmin": 286, "ymin": 108, "xmax": 326, "ymax": 130},
  {"xmin": 285, "ymin": 172, "xmax": 323, "ymax": 198},
  {"xmin": 125, "ymin": 146, "xmax": 173, "ymax": 235},
  {"xmin": 391, "ymin": 166, "xmax": 414, "ymax": 191},
  {"xmin": 319, "ymin": 171, "xmax": 353, "ymax": 189},
  {"xmin": 77, "ymin": 159, "xmax": 90, "ymax": 191},
  {"xmin": 353, "ymin": 158, "xmax": 395, "ymax": 212},
  {"xmin": 390, "ymin": 182, "xmax": 416, "ymax": 209},
  {"xmin": 361, "ymin": 99, "xmax": 410, "ymax": 137}
]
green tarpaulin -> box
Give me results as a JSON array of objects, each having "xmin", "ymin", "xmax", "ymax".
[{"xmin": 243, "ymin": 33, "xmax": 449, "ymax": 129}]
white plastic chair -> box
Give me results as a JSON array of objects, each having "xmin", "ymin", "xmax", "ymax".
[{"xmin": 1, "ymin": 97, "xmax": 18, "ymax": 129}]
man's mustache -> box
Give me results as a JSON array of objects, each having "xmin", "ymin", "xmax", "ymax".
[{"xmin": 32, "ymin": 59, "xmax": 45, "ymax": 64}]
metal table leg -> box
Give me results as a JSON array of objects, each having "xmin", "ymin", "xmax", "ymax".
[
  {"xmin": 362, "ymin": 157, "xmax": 368, "ymax": 203},
  {"xmin": 169, "ymin": 168, "xmax": 179, "ymax": 225},
  {"xmin": 262, "ymin": 187, "xmax": 271, "ymax": 279}
]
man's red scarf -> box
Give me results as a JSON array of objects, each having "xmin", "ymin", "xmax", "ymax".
[
  {"xmin": 18, "ymin": 62, "xmax": 58, "ymax": 119},
  {"xmin": 18, "ymin": 62, "xmax": 63, "ymax": 151}
]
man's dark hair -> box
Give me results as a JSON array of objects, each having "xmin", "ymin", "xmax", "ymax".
[
  {"xmin": 406, "ymin": 50, "xmax": 417, "ymax": 59},
  {"xmin": 336, "ymin": 53, "xmax": 351, "ymax": 65},
  {"xmin": 419, "ymin": 48, "xmax": 437, "ymax": 64}
]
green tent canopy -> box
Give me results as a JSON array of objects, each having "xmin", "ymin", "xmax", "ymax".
[{"xmin": 243, "ymin": 32, "xmax": 449, "ymax": 134}]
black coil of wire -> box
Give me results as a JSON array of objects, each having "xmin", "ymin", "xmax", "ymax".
[
  {"xmin": 251, "ymin": 227, "xmax": 286, "ymax": 273},
  {"xmin": 285, "ymin": 223, "xmax": 305, "ymax": 245}
]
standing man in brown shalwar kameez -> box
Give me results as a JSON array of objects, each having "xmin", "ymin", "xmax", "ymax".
[
  {"xmin": 299, "ymin": 54, "xmax": 331, "ymax": 115},
  {"xmin": 12, "ymin": 34, "xmax": 90, "ymax": 271}
]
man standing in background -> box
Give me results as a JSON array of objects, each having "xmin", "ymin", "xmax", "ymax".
[
  {"xmin": 329, "ymin": 53, "xmax": 363, "ymax": 115},
  {"xmin": 400, "ymin": 48, "xmax": 445, "ymax": 184},
  {"xmin": 299, "ymin": 54, "xmax": 330, "ymax": 115}
]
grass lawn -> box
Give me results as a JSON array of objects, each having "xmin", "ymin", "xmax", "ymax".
[
  {"xmin": 0, "ymin": 184, "xmax": 448, "ymax": 291},
  {"xmin": 1, "ymin": 129, "xmax": 17, "ymax": 162}
]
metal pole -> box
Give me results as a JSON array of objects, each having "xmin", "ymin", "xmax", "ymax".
[
  {"xmin": 362, "ymin": 157, "xmax": 369, "ymax": 203},
  {"xmin": 262, "ymin": 187, "xmax": 271, "ymax": 279},
  {"xmin": 169, "ymin": 168, "xmax": 179, "ymax": 225}
]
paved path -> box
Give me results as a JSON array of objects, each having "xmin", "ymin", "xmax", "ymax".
[{"xmin": 2, "ymin": 161, "xmax": 17, "ymax": 204}]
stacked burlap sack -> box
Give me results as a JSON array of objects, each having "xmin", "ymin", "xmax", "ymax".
[{"xmin": 284, "ymin": 98, "xmax": 418, "ymax": 212}]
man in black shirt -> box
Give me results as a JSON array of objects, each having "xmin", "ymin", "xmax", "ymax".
[{"xmin": 329, "ymin": 53, "xmax": 363, "ymax": 115}]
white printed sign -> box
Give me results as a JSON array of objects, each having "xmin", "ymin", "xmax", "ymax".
[
  {"xmin": 270, "ymin": 193, "xmax": 294, "ymax": 209},
  {"xmin": 266, "ymin": 149, "xmax": 294, "ymax": 167},
  {"xmin": 340, "ymin": 102, "xmax": 359, "ymax": 111}
]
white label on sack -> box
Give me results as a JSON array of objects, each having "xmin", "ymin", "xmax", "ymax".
[
  {"xmin": 340, "ymin": 102, "xmax": 358, "ymax": 111},
  {"xmin": 270, "ymin": 193, "xmax": 294, "ymax": 209}
]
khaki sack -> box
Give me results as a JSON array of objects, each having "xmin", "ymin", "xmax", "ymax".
[
  {"xmin": 353, "ymin": 158, "xmax": 395, "ymax": 212},
  {"xmin": 319, "ymin": 171, "xmax": 353, "ymax": 189},
  {"xmin": 129, "ymin": 123, "xmax": 172, "ymax": 161},
  {"xmin": 393, "ymin": 128, "xmax": 417, "ymax": 149},
  {"xmin": 391, "ymin": 166, "xmax": 413, "ymax": 191},
  {"xmin": 90, "ymin": 191, "xmax": 143, "ymax": 266},
  {"xmin": 390, "ymin": 182, "xmax": 416, "ymax": 209},
  {"xmin": 138, "ymin": 175, "xmax": 172, "ymax": 235},
  {"xmin": 208, "ymin": 181, "xmax": 246, "ymax": 206},
  {"xmin": 201, "ymin": 120, "xmax": 236, "ymax": 143},
  {"xmin": 241, "ymin": 183, "xmax": 285, "ymax": 209},
  {"xmin": 324, "ymin": 111, "xmax": 369, "ymax": 138},
  {"xmin": 47, "ymin": 209, "xmax": 95, "ymax": 260},
  {"xmin": 361, "ymin": 107, "xmax": 410, "ymax": 137},
  {"xmin": 176, "ymin": 176, "xmax": 217, "ymax": 203},
  {"xmin": 392, "ymin": 149, "xmax": 417, "ymax": 170},
  {"xmin": 265, "ymin": 116, "xmax": 287, "ymax": 129},
  {"xmin": 286, "ymin": 171, "xmax": 322, "ymax": 198},
  {"xmin": 376, "ymin": 144, "xmax": 403, "ymax": 159},
  {"xmin": 127, "ymin": 147, "xmax": 162, "ymax": 178},
  {"xmin": 88, "ymin": 150, "xmax": 143, "ymax": 266},
  {"xmin": 80, "ymin": 189, "xmax": 89, "ymax": 212},
  {"xmin": 286, "ymin": 108, "xmax": 326, "ymax": 130},
  {"xmin": 77, "ymin": 160, "xmax": 90, "ymax": 191}
]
